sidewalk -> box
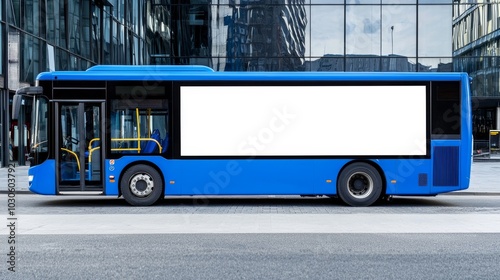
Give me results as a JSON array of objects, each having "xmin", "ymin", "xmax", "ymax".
[
  {"xmin": 461, "ymin": 160, "xmax": 500, "ymax": 194},
  {"xmin": 0, "ymin": 164, "xmax": 30, "ymax": 192},
  {"xmin": 0, "ymin": 161, "xmax": 498, "ymax": 194}
]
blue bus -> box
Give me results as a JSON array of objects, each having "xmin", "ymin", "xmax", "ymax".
[{"xmin": 12, "ymin": 65, "xmax": 472, "ymax": 206}]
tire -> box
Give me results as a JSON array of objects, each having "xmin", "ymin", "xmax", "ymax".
[
  {"xmin": 337, "ymin": 162, "xmax": 383, "ymax": 207},
  {"xmin": 120, "ymin": 164, "xmax": 164, "ymax": 206}
]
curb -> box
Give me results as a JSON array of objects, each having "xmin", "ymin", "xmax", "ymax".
[
  {"xmin": 441, "ymin": 192, "xmax": 500, "ymax": 196},
  {"xmin": 473, "ymin": 159, "xmax": 500, "ymax": 162},
  {"xmin": 473, "ymin": 155, "xmax": 500, "ymax": 162},
  {"xmin": 0, "ymin": 190, "xmax": 32, "ymax": 194}
]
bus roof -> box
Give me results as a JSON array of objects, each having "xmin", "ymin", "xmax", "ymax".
[{"xmin": 36, "ymin": 65, "xmax": 469, "ymax": 82}]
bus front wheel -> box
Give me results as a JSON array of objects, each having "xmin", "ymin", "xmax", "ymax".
[
  {"xmin": 120, "ymin": 164, "xmax": 164, "ymax": 206},
  {"xmin": 337, "ymin": 162, "xmax": 383, "ymax": 207}
]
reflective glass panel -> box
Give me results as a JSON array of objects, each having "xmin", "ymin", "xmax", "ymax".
[
  {"xmin": 382, "ymin": 5, "xmax": 416, "ymax": 57},
  {"xmin": 346, "ymin": 5, "xmax": 381, "ymax": 55},
  {"xmin": 307, "ymin": 56, "xmax": 345, "ymax": 71},
  {"xmin": 9, "ymin": 0, "xmax": 20, "ymax": 27},
  {"xmin": 418, "ymin": 5, "xmax": 452, "ymax": 57},
  {"xmin": 382, "ymin": 56, "xmax": 417, "ymax": 71},
  {"xmin": 311, "ymin": 0, "xmax": 345, "ymax": 3},
  {"xmin": 417, "ymin": 57, "xmax": 453, "ymax": 72},
  {"xmin": 210, "ymin": 4, "xmax": 232, "ymax": 71},
  {"xmin": 212, "ymin": 3, "xmax": 307, "ymax": 71},
  {"xmin": 382, "ymin": 0, "xmax": 416, "ymax": 3},
  {"xmin": 346, "ymin": 0, "xmax": 380, "ymax": 3},
  {"xmin": 419, "ymin": 0, "xmax": 452, "ymax": 3},
  {"xmin": 20, "ymin": 34, "xmax": 44, "ymax": 83},
  {"xmin": 346, "ymin": 56, "xmax": 381, "ymax": 71},
  {"xmin": 22, "ymin": 0, "xmax": 40, "ymax": 36},
  {"xmin": 310, "ymin": 5, "xmax": 344, "ymax": 57},
  {"xmin": 103, "ymin": 7, "xmax": 112, "ymax": 64}
]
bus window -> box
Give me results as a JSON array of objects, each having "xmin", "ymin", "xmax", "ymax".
[
  {"xmin": 31, "ymin": 96, "xmax": 49, "ymax": 165},
  {"xmin": 431, "ymin": 81, "xmax": 461, "ymax": 138},
  {"xmin": 110, "ymin": 87, "xmax": 168, "ymax": 154}
]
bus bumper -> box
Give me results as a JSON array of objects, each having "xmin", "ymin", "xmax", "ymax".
[{"xmin": 29, "ymin": 160, "xmax": 56, "ymax": 195}]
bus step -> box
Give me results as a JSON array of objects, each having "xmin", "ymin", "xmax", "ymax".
[{"xmin": 59, "ymin": 191, "xmax": 103, "ymax": 195}]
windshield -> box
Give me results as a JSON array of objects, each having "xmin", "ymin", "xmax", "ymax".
[{"xmin": 30, "ymin": 96, "xmax": 49, "ymax": 165}]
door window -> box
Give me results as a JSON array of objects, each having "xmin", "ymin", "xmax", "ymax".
[{"xmin": 58, "ymin": 103, "xmax": 102, "ymax": 186}]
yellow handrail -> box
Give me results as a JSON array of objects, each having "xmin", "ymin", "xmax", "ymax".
[
  {"xmin": 88, "ymin": 146, "xmax": 101, "ymax": 163},
  {"xmin": 111, "ymin": 138, "xmax": 162, "ymax": 153},
  {"xmin": 85, "ymin": 138, "xmax": 163, "ymax": 165},
  {"xmin": 61, "ymin": 148, "xmax": 80, "ymax": 171},
  {"xmin": 32, "ymin": 140, "xmax": 48, "ymax": 149},
  {"xmin": 136, "ymin": 108, "xmax": 141, "ymax": 152},
  {"xmin": 88, "ymin": 138, "xmax": 100, "ymax": 150}
]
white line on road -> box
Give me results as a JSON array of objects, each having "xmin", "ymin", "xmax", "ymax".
[{"xmin": 2, "ymin": 214, "xmax": 500, "ymax": 234}]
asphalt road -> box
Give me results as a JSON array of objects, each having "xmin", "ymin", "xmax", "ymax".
[
  {"xmin": 10, "ymin": 233, "xmax": 500, "ymax": 280},
  {"xmin": 1, "ymin": 194, "xmax": 500, "ymax": 279}
]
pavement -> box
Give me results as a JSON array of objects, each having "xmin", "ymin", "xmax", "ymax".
[
  {"xmin": 459, "ymin": 159, "xmax": 500, "ymax": 195},
  {"xmin": 0, "ymin": 159, "xmax": 499, "ymax": 195}
]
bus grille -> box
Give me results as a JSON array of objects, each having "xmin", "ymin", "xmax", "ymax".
[{"xmin": 433, "ymin": 146, "xmax": 459, "ymax": 187}]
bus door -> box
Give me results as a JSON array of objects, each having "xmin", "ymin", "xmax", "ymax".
[{"xmin": 55, "ymin": 102, "xmax": 105, "ymax": 193}]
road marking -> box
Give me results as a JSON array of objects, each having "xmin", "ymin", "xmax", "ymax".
[{"xmin": 2, "ymin": 214, "xmax": 500, "ymax": 234}]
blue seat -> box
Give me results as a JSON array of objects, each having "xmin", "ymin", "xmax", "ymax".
[
  {"xmin": 142, "ymin": 129, "xmax": 161, "ymax": 153},
  {"xmin": 161, "ymin": 135, "xmax": 169, "ymax": 153}
]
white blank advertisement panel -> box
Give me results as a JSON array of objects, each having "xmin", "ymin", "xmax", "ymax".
[{"xmin": 180, "ymin": 85, "xmax": 427, "ymax": 157}]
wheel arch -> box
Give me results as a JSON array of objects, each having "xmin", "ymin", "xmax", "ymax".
[
  {"xmin": 336, "ymin": 160, "xmax": 387, "ymax": 197},
  {"xmin": 117, "ymin": 160, "xmax": 165, "ymax": 198}
]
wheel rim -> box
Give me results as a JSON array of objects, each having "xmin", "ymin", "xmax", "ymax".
[
  {"xmin": 129, "ymin": 173, "xmax": 154, "ymax": 197},
  {"xmin": 347, "ymin": 171, "xmax": 373, "ymax": 199}
]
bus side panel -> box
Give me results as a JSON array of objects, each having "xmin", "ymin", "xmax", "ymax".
[
  {"xmin": 104, "ymin": 156, "xmax": 168, "ymax": 196},
  {"xmin": 381, "ymin": 142, "xmax": 470, "ymax": 196},
  {"xmin": 182, "ymin": 158, "xmax": 451, "ymax": 196},
  {"xmin": 104, "ymin": 160, "xmax": 119, "ymax": 196},
  {"xmin": 459, "ymin": 76, "xmax": 473, "ymax": 191},
  {"xmin": 165, "ymin": 159, "xmax": 352, "ymax": 196},
  {"xmin": 105, "ymin": 157, "xmax": 352, "ymax": 196},
  {"xmin": 430, "ymin": 140, "xmax": 471, "ymax": 194},
  {"xmin": 378, "ymin": 159, "xmax": 432, "ymax": 196},
  {"xmin": 29, "ymin": 159, "xmax": 56, "ymax": 195},
  {"xmin": 104, "ymin": 156, "xmax": 468, "ymax": 197},
  {"xmin": 460, "ymin": 142, "xmax": 472, "ymax": 191},
  {"xmin": 380, "ymin": 149, "xmax": 469, "ymax": 196}
]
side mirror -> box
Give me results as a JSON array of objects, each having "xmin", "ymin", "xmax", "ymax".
[
  {"xmin": 12, "ymin": 86, "xmax": 43, "ymax": 119},
  {"xmin": 11, "ymin": 94, "xmax": 23, "ymax": 120}
]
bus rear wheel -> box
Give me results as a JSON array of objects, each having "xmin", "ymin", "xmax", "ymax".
[
  {"xmin": 337, "ymin": 162, "xmax": 382, "ymax": 207},
  {"xmin": 120, "ymin": 164, "xmax": 164, "ymax": 206}
]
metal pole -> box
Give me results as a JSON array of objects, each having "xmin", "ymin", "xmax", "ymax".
[
  {"xmin": 391, "ymin": 26, "xmax": 394, "ymax": 55},
  {"xmin": 17, "ymin": 102, "xmax": 25, "ymax": 165},
  {"xmin": 1, "ymin": 0, "xmax": 10, "ymax": 167}
]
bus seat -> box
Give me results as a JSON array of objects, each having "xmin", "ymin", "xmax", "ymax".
[
  {"xmin": 161, "ymin": 135, "xmax": 169, "ymax": 153},
  {"xmin": 140, "ymin": 131, "xmax": 152, "ymax": 150},
  {"xmin": 142, "ymin": 129, "xmax": 161, "ymax": 153},
  {"xmin": 91, "ymin": 140, "xmax": 101, "ymax": 148}
]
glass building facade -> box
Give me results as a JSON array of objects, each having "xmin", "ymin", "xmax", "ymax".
[
  {"xmin": 453, "ymin": 0, "xmax": 500, "ymax": 150},
  {"xmin": 1, "ymin": 0, "xmax": 499, "ymax": 165}
]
